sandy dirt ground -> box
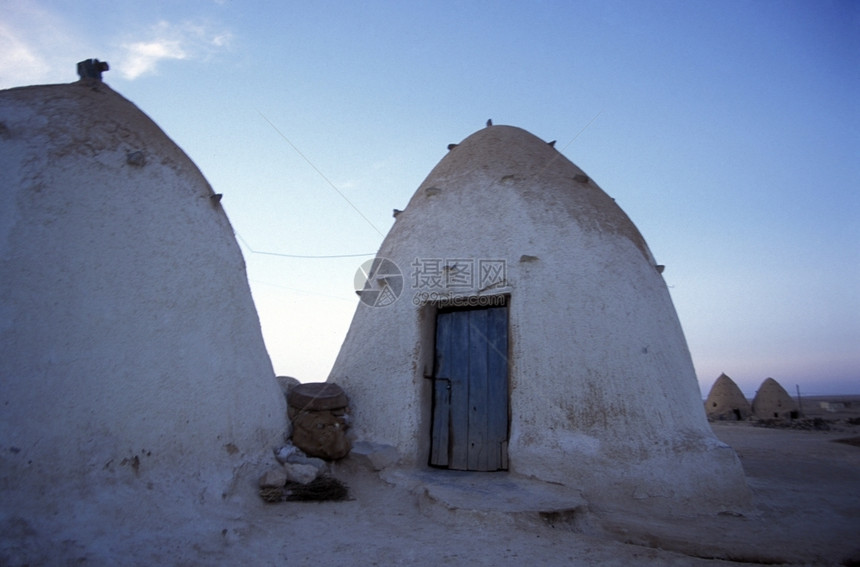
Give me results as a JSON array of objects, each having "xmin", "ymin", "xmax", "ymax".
[{"xmin": 2, "ymin": 397, "xmax": 859, "ymax": 566}]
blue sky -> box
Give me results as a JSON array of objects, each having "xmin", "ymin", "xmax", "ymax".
[{"xmin": 3, "ymin": 0, "xmax": 858, "ymax": 396}]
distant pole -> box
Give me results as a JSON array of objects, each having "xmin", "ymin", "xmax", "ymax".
[{"xmin": 796, "ymin": 384, "xmax": 803, "ymax": 416}]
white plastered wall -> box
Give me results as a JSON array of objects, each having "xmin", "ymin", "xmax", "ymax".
[
  {"xmin": 0, "ymin": 81, "xmax": 287, "ymax": 505},
  {"xmin": 328, "ymin": 125, "xmax": 749, "ymax": 513}
]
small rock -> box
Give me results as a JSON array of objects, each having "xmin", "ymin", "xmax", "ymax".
[
  {"xmin": 283, "ymin": 462, "xmax": 319, "ymax": 484},
  {"xmin": 274, "ymin": 443, "xmax": 300, "ymax": 464},
  {"xmin": 275, "ymin": 443, "xmax": 326, "ymax": 473},
  {"xmin": 126, "ymin": 150, "xmax": 146, "ymax": 167},
  {"xmin": 285, "ymin": 452, "xmax": 327, "ymax": 474},
  {"xmin": 259, "ymin": 468, "xmax": 287, "ymax": 488}
]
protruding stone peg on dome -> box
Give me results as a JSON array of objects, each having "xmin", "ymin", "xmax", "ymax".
[{"xmin": 77, "ymin": 59, "xmax": 109, "ymax": 80}]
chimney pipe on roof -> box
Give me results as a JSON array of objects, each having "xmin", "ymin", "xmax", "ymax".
[{"xmin": 77, "ymin": 59, "xmax": 109, "ymax": 81}]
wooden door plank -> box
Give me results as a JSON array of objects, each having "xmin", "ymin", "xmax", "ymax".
[
  {"xmin": 467, "ymin": 309, "xmax": 490, "ymax": 471},
  {"xmin": 447, "ymin": 310, "xmax": 471, "ymax": 470},
  {"xmin": 429, "ymin": 378, "xmax": 450, "ymax": 466},
  {"xmin": 429, "ymin": 311, "xmax": 453, "ymax": 467}
]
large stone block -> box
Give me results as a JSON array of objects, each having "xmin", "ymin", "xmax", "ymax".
[{"xmin": 291, "ymin": 409, "xmax": 351, "ymax": 460}]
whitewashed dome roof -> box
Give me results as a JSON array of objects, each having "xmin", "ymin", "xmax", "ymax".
[
  {"xmin": 404, "ymin": 124, "xmax": 652, "ymax": 262},
  {"xmin": 0, "ymin": 77, "xmax": 286, "ymax": 503}
]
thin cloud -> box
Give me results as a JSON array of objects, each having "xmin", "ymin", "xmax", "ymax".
[
  {"xmin": 117, "ymin": 20, "xmax": 232, "ymax": 80},
  {"xmin": 0, "ymin": 5, "xmax": 234, "ymax": 88},
  {"xmin": 121, "ymin": 37, "xmax": 188, "ymax": 80},
  {"xmin": 0, "ymin": 21, "xmax": 51, "ymax": 87},
  {"xmin": 0, "ymin": 5, "xmax": 85, "ymax": 88}
]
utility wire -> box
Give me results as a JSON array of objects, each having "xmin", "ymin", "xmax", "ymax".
[
  {"xmin": 561, "ymin": 109, "xmax": 603, "ymax": 153},
  {"xmin": 256, "ymin": 110, "xmax": 386, "ymax": 238},
  {"xmin": 236, "ymin": 231, "xmax": 375, "ymax": 259},
  {"xmin": 243, "ymin": 112, "xmax": 601, "ymax": 260}
]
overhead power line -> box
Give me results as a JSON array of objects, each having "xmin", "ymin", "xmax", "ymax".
[
  {"xmin": 256, "ymin": 109, "xmax": 386, "ymax": 238},
  {"xmin": 236, "ymin": 232, "xmax": 375, "ymax": 259}
]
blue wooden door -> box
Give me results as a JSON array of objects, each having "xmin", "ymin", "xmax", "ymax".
[{"xmin": 430, "ymin": 305, "xmax": 508, "ymax": 471}]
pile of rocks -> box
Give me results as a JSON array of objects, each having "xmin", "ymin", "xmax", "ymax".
[
  {"xmin": 269, "ymin": 442, "xmax": 328, "ymax": 484},
  {"xmin": 258, "ymin": 380, "xmax": 400, "ymax": 503},
  {"xmin": 754, "ymin": 417, "xmax": 830, "ymax": 431},
  {"xmin": 259, "ymin": 442, "xmax": 347, "ymax": 502},
  {"xmin": 259, "ymin": 381, "xmax": 353, "ymax": 503}
]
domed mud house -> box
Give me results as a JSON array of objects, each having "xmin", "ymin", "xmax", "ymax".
[
  {"xmin": 752, "ymin": 377, "xmax": 799, "ymax": 420},
  {"xmin": 329, "ymin": 124, "xmax": 750, "ymax": 512},
  {"xmin": 705, "ymin": 373, "xmax": 752, "ymax": 421},
  {"xmin": 0, "ymin": 63, "xmax": 287, "ymax": 509}
]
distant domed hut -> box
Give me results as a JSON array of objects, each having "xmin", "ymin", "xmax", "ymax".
[
  {"xmin": 328, "ymin": 124, "xmax": 749, "ymax": 513},
  {"xmin": 705, "ymin": 373, "xmax": 752, "ymax": 421},
  {"xmin": 0, "ymin": 74, "xmax": 286, "ymax": 508},
  {"xmin": 752, "ymin": 378, "xmax": 799, "ymax": 419}
]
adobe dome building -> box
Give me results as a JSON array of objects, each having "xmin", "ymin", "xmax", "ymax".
[
  {"xmin": 0, "ymin": 69, "xmax": 287, "ymax": 515},
  {"xmin": 705, "ymin": 373, "xmax": 752, "ymax": 421},
  {"xmin": 329, "ymin": 124, "xmax": 750, "ymax": 513},
  {"xmin": 752, "ymin": 377, "xmax": 799, "ymax": 419}
]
